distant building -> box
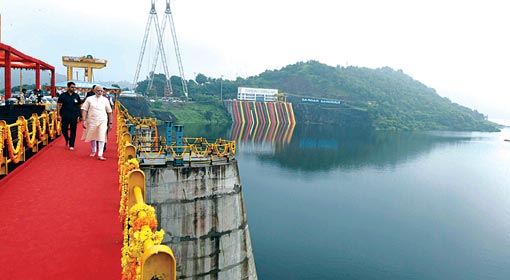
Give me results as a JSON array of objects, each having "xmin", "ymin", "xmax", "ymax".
[{"xmin": 237, "ymin": 87, "xmax": 278, "ymax": 102}]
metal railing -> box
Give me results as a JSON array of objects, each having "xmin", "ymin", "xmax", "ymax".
[
  {"xmin": 117, "ymin": 102, "xmax": 176, "ymax": 280},
  {"xmin": 117, "ymin": 102, "xmax": 236, "ymax": 167}
]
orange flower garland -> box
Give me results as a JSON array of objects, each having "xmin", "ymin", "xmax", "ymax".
[
  {"xmin": 0, "ymin": 126, "xmax": 4, "ymax": 156},
  {"xmin": 22, "ymin": 116, "xmax": 38, "ymax": 148},
  {"xmin": 117, "ymin": 106, "xmax": 172, "ymax": 280},
  {"xmin": 121, "ymin": 203, "xmax": 165, "ymax": 280},
  {"xmin": 6, "ymin": 120, "xmax": 24, "ymax": 164}
]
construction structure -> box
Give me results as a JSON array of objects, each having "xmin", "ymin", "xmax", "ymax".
[
  {"xmin": 62, "ymin": 55, "xmax": 107, "ymax": 82},
  {"xmin": 133, "ymin": 0, "xmax": 188, "ymax": 97}
]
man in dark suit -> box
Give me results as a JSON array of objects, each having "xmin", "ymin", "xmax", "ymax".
[
  {"xmin": 57, "ymin": 82, "xmax": 81, "ymax": 150},
  {"xmin": 85, "ymin": 85, "xmax": 96, "ymax": 99}
]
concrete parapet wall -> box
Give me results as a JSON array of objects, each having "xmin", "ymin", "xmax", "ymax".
[
  {"xmin": 145, "ymin": 163, "xmax": 240, "ymax": 202},
  {"xmin": 142, "ymin": 161, "xmax": 258, "ymax": 280}
]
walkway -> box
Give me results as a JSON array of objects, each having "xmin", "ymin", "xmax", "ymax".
[{"xmin": 0, "ymin": 122, "xmax": 121, "ymax": 279}]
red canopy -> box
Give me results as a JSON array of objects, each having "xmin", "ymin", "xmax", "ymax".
[{"xmin": 1, "ymin": 42, "xmax": 56, "ymax": 98}]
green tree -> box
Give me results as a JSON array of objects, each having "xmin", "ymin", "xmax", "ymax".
[{"xmin": 195, "ymin": 73, "xmax": 207, "ymax": 84}]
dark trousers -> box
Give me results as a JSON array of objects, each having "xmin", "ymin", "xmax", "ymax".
[{"xmin": 61, "ymin": 117, "xmax": 78, "ymax": 148}]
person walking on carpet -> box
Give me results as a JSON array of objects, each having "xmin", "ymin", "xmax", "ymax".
[
  {"xmin": 57, "ymin": 82, "xmax": 81, "ymax": 150},
  {"xmin": 101, "ymin": 88, "xmax": 114, "ymax": 152},
  {"xmin": 81, "ymin": 85, "xmax": 113, "ymax": 160}
]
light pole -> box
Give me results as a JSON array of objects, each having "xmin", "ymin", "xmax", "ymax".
[{"xmin": 220, "ymin": 75, "xmax": 223, "ymax": 101}]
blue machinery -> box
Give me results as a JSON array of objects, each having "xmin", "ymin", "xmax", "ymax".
[{"xmin": 124, "ymin": 120, "xmax": 236, "ymax": 167}]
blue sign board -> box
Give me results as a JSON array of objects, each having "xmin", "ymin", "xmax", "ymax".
[{"xmin": 301, "ymin": 98, "xmax": 341, "ymax": 105}]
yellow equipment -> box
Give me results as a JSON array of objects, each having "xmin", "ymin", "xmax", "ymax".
[{"xmin": 62, "ymin": 55, "xmax": 107, "ymax": 82}]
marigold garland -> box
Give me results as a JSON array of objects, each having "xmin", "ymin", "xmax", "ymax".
[
  {"xmin": 121, "ymin": 203, "xmax": 165, "ymax": 280},
  {"xmin": 0, "ymin": 126, "xmax": 4, "ymax": 156},
  {"xmin": 38, "ymin": 115, "xmax": 47, "ymax": 136},
  {"xmin": 231, "ymin": 141, "xmax": 236, "ymax": 154},
  {"xmin": 132, "ymin": 216, "xmax": 158, "ymax": 232},
  {"xmin": 22, "ymin": 117, "xmax": 38, "ymax": 148},
  {"xmin": 6, "ymin": 120, "xmax": 24, "ymax": 164},
  {"xmin": 45, "ymin": 114, "xmax": 54, "ymax": 139},
  {"xmin": 117, "ymin": 107, "xmax": 172, "ymax": 280},
  {"xmin": 119, "ymin": 163, "xmax": 140, "ymax": 222},
  {"xmin": 0, "ymin": 112, "xmax": 61, "ymax": 166}
]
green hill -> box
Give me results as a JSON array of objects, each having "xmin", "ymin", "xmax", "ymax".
[
  {"xmin": 130, "ymin": 60, "xmax": 498, "ymax": 131},
  {"xmin": 240, "ymin": 61, "xmax": 498, "ymax": 131}
]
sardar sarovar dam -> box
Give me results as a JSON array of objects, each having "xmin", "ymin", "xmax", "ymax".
[{"xmin": 126, "ymin": 120, "xmax": 257, "ymax": 279}]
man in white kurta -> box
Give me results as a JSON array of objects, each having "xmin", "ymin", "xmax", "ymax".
[{"xmin": 81, "ymin": 85, "xmax": 113, "ymax": 160}]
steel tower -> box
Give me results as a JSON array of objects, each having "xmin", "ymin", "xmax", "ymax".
[
  {"xmin": 133, "ymin": 0, "xmax": 172, "ymax": 96},
  {"xmin": 134, "ymin": 0, "xmax": 188, "ymax": 98},
  {"xmin": 147, "ymin": 0, "xmax": 188, "ymax": 97}
]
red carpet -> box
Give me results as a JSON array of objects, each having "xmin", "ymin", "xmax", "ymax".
[{"xmin": 0, "ymin": 121, "xmax": 122, "ymax": 279}]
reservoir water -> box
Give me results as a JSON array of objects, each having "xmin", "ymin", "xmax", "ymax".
[{"xmin": 184, "ymin": 123, "xmax": 510, "ymax": 279}]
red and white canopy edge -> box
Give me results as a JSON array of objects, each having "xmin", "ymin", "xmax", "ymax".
[{"xmin": 1, "ymin": 42, "xmax": 56, "ymax": 99}]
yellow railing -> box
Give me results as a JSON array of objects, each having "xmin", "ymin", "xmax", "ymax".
[
  {"xmin": 117, "ymin": 102, "xmax": 158, "ymax": 130},
  {"xmin": 0, "ymin": 111, "xmax": 60, "ymax": 175},
  {"xmin": 117, "ymin": 102, "xmax": 176, "ymax": 280},
  {"xmin": 117, "ymin": 102, "xmax": 236, "ymax": 164}
]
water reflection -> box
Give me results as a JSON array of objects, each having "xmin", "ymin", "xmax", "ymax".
[
  {"xmin": 265, "ymin": 125, "xmax": 497, "ymax": 172},
  {"xmin": 230, "ymin": 121, "xmax": 296, "ymax": 144},
  {"xmin": 155, "ymin": 123, "xmax": 508, "ymax": 279},
  {"xmin": 233, "ymin": 124, "xmax": 500, "ymax": 172},
  {"xmin": 241, "ymin": 127, "xmax": 510, "ymax": 280},
  {"xmin": 160, "ymin": 122, "xmax": 496, "ymax": 172}
]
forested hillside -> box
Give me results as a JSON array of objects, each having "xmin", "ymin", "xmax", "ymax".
[
  {"xmin": 240, "ymin": 61, "xmax": 498, "ymax": 131},
  {"xmin": 131, "ymin": 61, "xmax": 498, "ymax": 131}
]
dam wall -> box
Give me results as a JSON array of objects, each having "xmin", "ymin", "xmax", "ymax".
[
  {"xmin": 226, "ymin": 100, "xmax": 297, "ymax": 144},
  {"xmin": 141, "ymin": 161, "xmax": 258, "ymax": 280},
  {"xmin": 226, "ymin": 100, "xmax": 296, "ymax": 126}
]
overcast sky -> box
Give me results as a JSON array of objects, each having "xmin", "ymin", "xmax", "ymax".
[{"xmin": 2, "ymin": 0, "xmax": 509, "ymax": 120}]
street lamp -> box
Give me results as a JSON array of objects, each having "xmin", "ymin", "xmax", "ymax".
[{"xmin": 220, "ymin": 75, "xmax": 223, "ymax": 101}]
